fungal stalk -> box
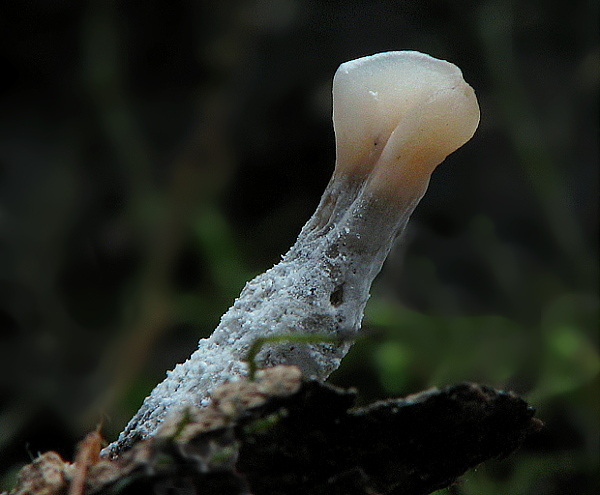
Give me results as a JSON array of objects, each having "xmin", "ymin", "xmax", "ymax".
[{"xmin": 105, "ymin": 51, "xmax": 480, "ymax": 457}]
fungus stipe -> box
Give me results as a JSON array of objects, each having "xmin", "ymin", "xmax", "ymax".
[{"xmin": 104, "ymin": 51, "xmax": 480, "ymax": 458}]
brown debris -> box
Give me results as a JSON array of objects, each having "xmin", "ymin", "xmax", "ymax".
[
  {"xmin": 9, "ymin": 452, "xmax": 72, "ymax": 495},
  {"xmin": 68, "ymin": 426, "xmax": 104, "ymax": 495}
]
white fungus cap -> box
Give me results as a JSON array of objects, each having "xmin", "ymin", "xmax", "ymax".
[{"xmin": 333, "ymin": 51, "xmax": 480, "ymax": 199}]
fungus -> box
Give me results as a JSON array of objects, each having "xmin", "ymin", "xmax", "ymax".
[
  {"xmin": 104, "ymin": 51, "xmax": 480, "ymax": 457},
  {"xmin": 333, "ymin": 51, "xmax": 479, "ymax": 193}
]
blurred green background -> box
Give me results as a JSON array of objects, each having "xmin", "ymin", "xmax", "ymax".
[{"xmin": 0, "ymin": 0, "xmax": 597, "ymax": 493}]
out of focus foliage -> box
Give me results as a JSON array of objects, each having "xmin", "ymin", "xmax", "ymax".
[{"xmin": 0, "ymin": 1, "xmax": 597, "ymax": 493}]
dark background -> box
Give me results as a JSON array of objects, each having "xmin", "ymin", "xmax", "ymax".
[{"xmin": 0, "ymin": 1, "xmax": 598, "ymax": 493}]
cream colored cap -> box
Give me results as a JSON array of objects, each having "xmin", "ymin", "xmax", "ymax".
[{"xmin": 333, "ymin": 51, "xmax": 480, "ymax": 197}]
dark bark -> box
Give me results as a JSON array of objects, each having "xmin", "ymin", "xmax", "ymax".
[{"xmin": 9, "ymin": 366, "xmax": 541, "ymax": 495}]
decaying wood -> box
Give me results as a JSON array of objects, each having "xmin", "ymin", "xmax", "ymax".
[{"xmin": 8, "ymin": 365, "xmax": 541, "ymax": 495}]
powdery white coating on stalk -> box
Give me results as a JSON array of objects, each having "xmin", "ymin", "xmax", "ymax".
[{"xmin": 104, "ymin": 51, "xmax": 479, "ymax": 458}]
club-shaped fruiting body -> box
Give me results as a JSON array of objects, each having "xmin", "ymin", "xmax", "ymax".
[{"xmin": 104, "ymin": 51, "xmax": 479, "ymax": 457}]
